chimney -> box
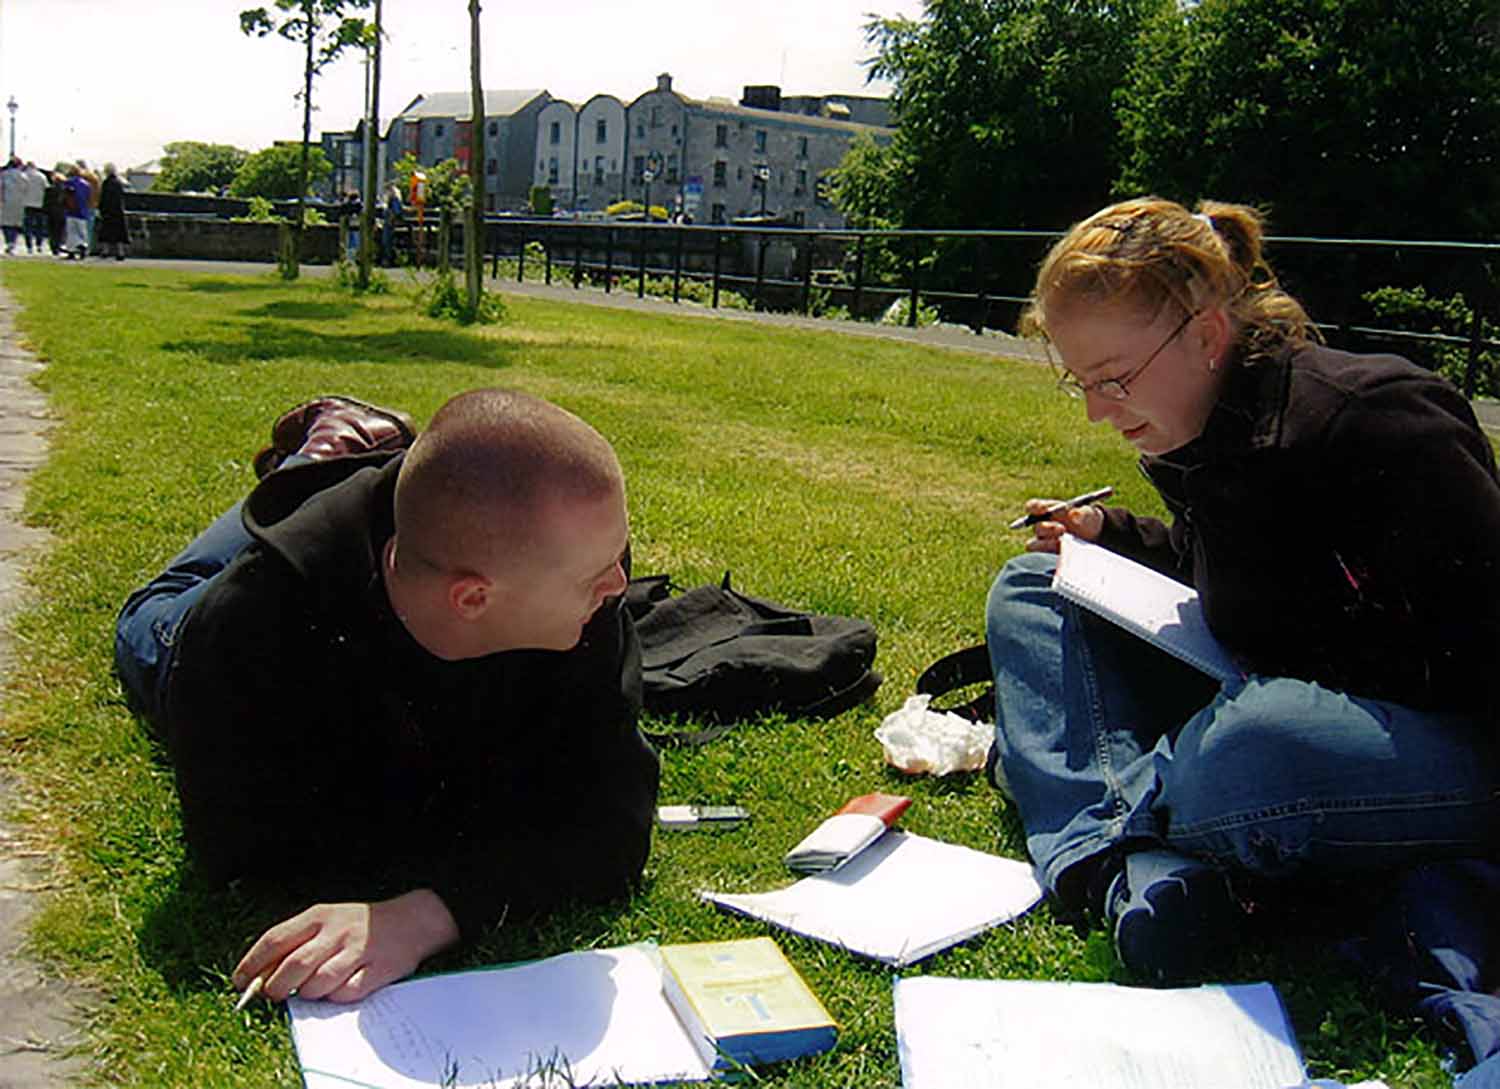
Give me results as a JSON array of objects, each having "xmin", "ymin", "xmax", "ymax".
[
  {"xmin": 657, "ymin": 73, "xmax": 673, "ymax": 93},
  {"xmin": 740, "ymin": 85, "xmax": 782, "ymax": 111}
]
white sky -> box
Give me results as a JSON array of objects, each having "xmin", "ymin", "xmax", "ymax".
[{"xmin": 2, "ymin": 0, "xmax": 923, "ymax": 174}]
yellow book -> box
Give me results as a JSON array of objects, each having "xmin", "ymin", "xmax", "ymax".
[{"xmin": 659, "ymin": 937, "xmax": 838, "ymax": 1071}]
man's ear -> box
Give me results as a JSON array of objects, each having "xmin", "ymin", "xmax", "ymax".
[{"xmin": 448, "ymin": 574, "xmax": 494, "ymax": 621}]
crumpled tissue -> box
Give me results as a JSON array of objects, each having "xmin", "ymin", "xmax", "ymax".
[{"xmin": 874, "ymin": 693, "xmax": 992, "ymax": 777}]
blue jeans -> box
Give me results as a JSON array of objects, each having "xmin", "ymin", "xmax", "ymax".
[
  {"xmin": 114, "ymin": 500, "xmax": 254, "ymax": 731},
  {"xmin": 986, "ymin": 552, "xmax": 1500, "ymax": 899}
]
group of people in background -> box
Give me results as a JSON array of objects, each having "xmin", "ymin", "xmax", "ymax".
[{"xmin": 0, "ymin": 158, "xmax": 128, "ymax": 261}]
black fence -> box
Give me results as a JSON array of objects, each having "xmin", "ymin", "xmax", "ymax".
[{"xmin": 471, "ymin": 218, "xmax": 1500, "ymax": 398}]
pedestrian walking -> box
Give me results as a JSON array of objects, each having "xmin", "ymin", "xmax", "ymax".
[{"xmin": 96, "ymin": 163, "xmax": 128, "ymax": 260}]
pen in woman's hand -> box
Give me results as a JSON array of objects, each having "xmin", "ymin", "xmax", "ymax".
[{"xmin": 1009, "ymin": 486, "xmax": 1114, "ymax": 530}]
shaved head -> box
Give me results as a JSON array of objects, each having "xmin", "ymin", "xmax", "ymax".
[{"xmin": 393, "ymin": 389, "xmax": 624, "ymax": 577}]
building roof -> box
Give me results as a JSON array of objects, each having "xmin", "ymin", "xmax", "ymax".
[
  {"xmin": 679, "ymin": 95, "xmax": 892, "ymax": 136},
  {"xmin": 394, "ymin": 89, "xmax": 549, "ymax": 121}
]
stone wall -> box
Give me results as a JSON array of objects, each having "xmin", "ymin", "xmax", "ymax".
[{"xmin": 124, "ymin": 215, "xmax": 341, "ymax": 263}]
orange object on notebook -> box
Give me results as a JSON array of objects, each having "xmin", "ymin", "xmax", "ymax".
[
  {"xmin": 784, "ymin": 793, "xmax": 913, "ymax": 874},
  {"xmin": 836, "ymin": 792, "xmax": 912, "ymax": 824}
]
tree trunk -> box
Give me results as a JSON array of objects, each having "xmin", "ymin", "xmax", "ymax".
[
  {"xmin": 465, "ymin": 0, "xmax": 485, "ymax": 314},
  {"xmin": 291, "ymin": 0, "xmax": 316, "ymax": 280},
  {"xmin": 357, "ymin": 0, "xmax": 382, "ymax": 290}
]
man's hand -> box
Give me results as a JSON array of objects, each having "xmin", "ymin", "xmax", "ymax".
[
  {"xmin": 1022, "ymin": 499, "xmax": 1106, "ymax": 554},
  {"xmin": 232, "ymin": 889, "xmax": 460, "ymax": 1004}
]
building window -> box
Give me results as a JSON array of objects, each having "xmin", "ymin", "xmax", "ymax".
[
  {"xmin": 650, "ymin": 106, "xmax": 660, "ymax": 125},
  {"xmin": 635, "ymin": 122, "xmax": 644, "ymax": 139},
  {"xmin": 754, "ymin": 129, "xmax": 766, "ymax": 153},
  {"xmin": 737, "ymin": 165, "xmax": 745, "ymax": 181},
  {"xmin": 671, "ymin": 124, "xmax": 678, "ymax": 138},
  {"xmin": 548, "ymin": 157, "xmax": 559, "ymax": 184},
  {"xmin": 595, "ymin": 155, "xmax": 605, "ymax": 186},
  {"xmin": 486, "ymin": 158, "xmax": 497, "ymax": 175},
  {"xmin": 795, "ymin": 169, "xmax": 807, "ymax": 193},
  {"xmin": 714, "ymin": 124, "xmax": 727, "ymax": 148},
  {"xmin": 712, "ymin": 161, "xmax": 727, "ymax": 187},
  {"xmin": 633, "ymin": 155, "xmax": 645, "ymax": 181},
  {"xmin": 666, "ymin": 156, "xmax": 678, "ymax": 184},
  {"xmin": 596, "ymin": 118, "xmax": 607, "ymax": 143},
  {"xmin": 549, "ymin": 121, "xmax": 561, "ymax": 145},
  {"xmin": 798, "ymin": 135, "xmax": 808, "ymax": 158},
  {"xmin": 435, "ymin": 123, "xmax": 446, "ymax": 138},
  {"xmin": 711, "ymin": 202, "xmax": 726, "ymax": 224},
  {"xmin": 488, "ymin": 121, "xmax": 498, "ymax": 136}
]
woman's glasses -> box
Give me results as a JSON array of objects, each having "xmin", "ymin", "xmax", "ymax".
[{"xmin": 1054, "ymin": 311, "xmax": 1197, "ymax": 401}]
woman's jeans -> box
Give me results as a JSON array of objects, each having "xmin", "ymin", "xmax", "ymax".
[
  {"xmin": 986, "ymin": 552, "xmax": 1500, "ymax": 898},
  {"xmin": 114, "ymin": 500, "xmax": 254, "ymax": 731}
]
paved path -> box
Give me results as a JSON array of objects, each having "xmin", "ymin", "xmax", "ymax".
[{"xmin": 0, "ymin": 279, "xmax": 89, "ymax": 1087}]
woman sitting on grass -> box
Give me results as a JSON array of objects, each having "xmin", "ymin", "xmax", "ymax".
[{"xmin": 985, "ymin": 196, "xmax": 1500, "ymax": 984}]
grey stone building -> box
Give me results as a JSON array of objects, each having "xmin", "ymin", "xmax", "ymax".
[
  {"xmin": 383, "ymin": 89, "xmax": 551, "ymax": 211},
  {"xmin": 533, "ymin": 74, "xmax": 894, "ymax": 227},
  {"xmin": 320, "ymin": 77, "xmax": 891, "ymax": 225}
]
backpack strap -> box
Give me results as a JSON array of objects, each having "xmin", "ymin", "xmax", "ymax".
[{"xmin": 915, "ymin": 644, "xmax": 994, "ymax": 723}]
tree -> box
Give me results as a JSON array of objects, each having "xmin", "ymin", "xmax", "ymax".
[
  {"xmin": 465, "ymin": 0, "xmax": 486, "ymax": 316},
  {"xmin": 1115, "ymin": 0, "xmax": 1500, "ymax": 242},
  {"xmin": 356, "ymin": 0, "xmax": 383, "ymax": 290},
  {"xmin": 392, "ymin": 155, "xmax": 470, "ymax": 273},
  {"xmin": 155, "ymin": 141, "xmax": 249, "ymax": 194},
  {"xmin": 859, "ymin": 0, "xmax": 1164, "ymax": 233},
  {"xmin": 1114, "ymin": 0, "xmax": 1500, "ymax": 327},
  {"xmin": 231, "ymin": 143, "xmax": 333, "ymax": 199},
  {"xmin": 240, "ymin": 0, "xmax": 373, "ymax": 278}
]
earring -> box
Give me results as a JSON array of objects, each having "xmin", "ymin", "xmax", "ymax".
[{"xmin": 1207, "ymin": 357, "xmax": 1218, "ymax": 372}]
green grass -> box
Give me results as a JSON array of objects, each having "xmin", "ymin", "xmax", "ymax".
[{"xmin": 0, "ymin": 262, "xmax": 1451, "ymax": 1086}]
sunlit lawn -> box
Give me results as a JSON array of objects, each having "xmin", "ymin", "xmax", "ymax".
[{"xmin": 0, "ymin": 261, "xmax": 1450, "ymax": 1086}]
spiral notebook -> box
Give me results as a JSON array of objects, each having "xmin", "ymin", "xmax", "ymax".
[{"xmin": 1054, "ymin": 535, "xmax": 1242, "ymax": 683}]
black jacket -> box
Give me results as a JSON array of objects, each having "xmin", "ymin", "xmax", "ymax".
[
  {"xmin": 1098, "ymin": 341, "xmax": 1500, "ymax": 717},
  {"xmin": 162, "ymin": 454, "xmax": 659, "ymax": 937}
]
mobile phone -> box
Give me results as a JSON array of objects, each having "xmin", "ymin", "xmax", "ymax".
[{"xmin": 656, "ymin": 804, "xmax": 751, "ymax": 829}]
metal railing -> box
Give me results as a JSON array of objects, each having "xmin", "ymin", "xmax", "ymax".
[{"xmin": 468, "ymin": 218, "xmax": 1500, "ymax": 396}]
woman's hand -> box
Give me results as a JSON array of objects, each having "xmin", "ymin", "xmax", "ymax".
[{"xmin": 1020, "ymin": 499, "xmax": 1106, "ymax": 554}]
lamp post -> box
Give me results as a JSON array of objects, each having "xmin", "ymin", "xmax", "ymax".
[
  {"xmin": 6, "ymin": 97, "xmax": 17, "ymax": 159},
  {"xmin": 642, "ymin": 167, "xmax": 654, "ymax": 223},
  {"xmin": 755, "ymin": 164, "xmax": 769, "ymax": 217}
]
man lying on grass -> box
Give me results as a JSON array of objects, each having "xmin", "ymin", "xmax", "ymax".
[{"xmin": 113, "ymin": 389, "xmax": 659, "ymax": 1003}]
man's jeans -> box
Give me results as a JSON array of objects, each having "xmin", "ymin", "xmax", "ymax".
[
  {"xmin": 114, "ymin": 500, "xmax": 255, "ymax": 731},
  {"xmin": 985, "ymin": 552, "xmax": 1500, "ymax": 898},
  {"xmin": 22, "ymin": 208, "xmax": 44, "ymax": 252}
]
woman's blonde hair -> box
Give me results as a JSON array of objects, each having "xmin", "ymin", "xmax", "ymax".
[{"xmin": 1021, "ymin": 196, "xmax": 1317, "ymax": 357}]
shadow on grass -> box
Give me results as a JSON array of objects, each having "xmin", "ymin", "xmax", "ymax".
[
  {"xmin": 183, "ymin": 278, "xmax": 285, "ymax": 295},
  {"xmin": 161, "ymin": 320, "xmax": 519, "ymax": 369},
  {"xmin": 238, "ymin": 300, "xmax": 360, "ymax": 321}
]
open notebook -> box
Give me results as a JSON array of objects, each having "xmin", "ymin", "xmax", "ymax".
[
  {"xmin": 287, "ymin": 939, "xmax": 834, "ymax": 1089},
  {"xmin": 704, "ymin": 830, "xmax": 1043, "ymax": 967},
  {"xmin": 1054, "ymin": 534, "xmax": 1242, "ymax": 683},
  {"xmin": 895, "ymin": 977, "xmax": 1306, "ymax": 1088}
]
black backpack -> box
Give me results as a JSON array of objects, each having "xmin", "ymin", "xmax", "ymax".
[{"xmin": 625, "ymin": 573, "xmax": 882, "ymax": 744}]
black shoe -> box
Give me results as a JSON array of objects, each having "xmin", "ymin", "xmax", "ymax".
[{"xmin": 1106, "ymin": 849, "xmax": 1243, "ymax": 986}]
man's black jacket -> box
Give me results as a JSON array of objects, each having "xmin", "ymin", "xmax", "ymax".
[{"xmin": 162, "ymin": 454, "xmax": 659, "ymax": 937}]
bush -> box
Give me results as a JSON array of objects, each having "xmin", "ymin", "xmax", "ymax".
[
  {"xmin": 604, "ymin": 200, "xmax": 669, "ymax": 221},
  {"xmin": 332, "ymin": 257, "xmax": 392, "ymax": 295},
  {"xmin": 418, "ymin": 267, "xmax": 506, "ymax": 325},
  {"xmin": 1363, "ymin": 285, "xmax": 1497, "ymax": 396},
  {"xmin": 529, "ymin": 185, "xmax": 554, "ymax": 216}
]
